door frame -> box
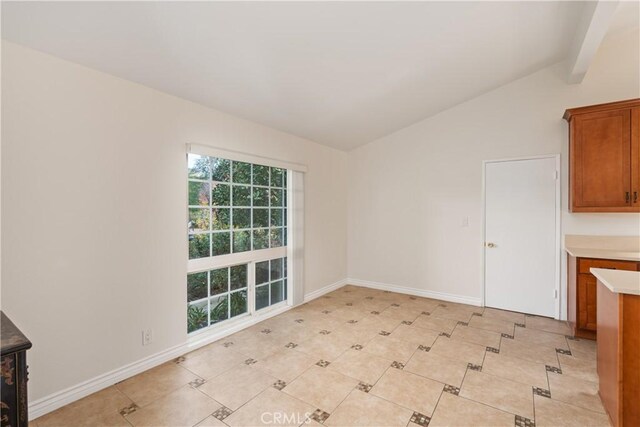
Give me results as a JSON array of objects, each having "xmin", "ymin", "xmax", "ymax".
[{"xmin": 481, "ymin": 154, "xmax": 562, "ymax": 319}]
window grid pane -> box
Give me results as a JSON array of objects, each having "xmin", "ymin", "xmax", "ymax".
[
  {"xmin": 254, "ymin": 256, "xmax": 288, "ymax": 311},
  {"xmin": 188, "ymin": 264, "xmax": 249, "ymax": 333}
]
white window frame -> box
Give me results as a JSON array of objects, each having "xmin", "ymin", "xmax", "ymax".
[{"xmin": 186, "ymin": 144, "xmax": 304, "ymax": 334}]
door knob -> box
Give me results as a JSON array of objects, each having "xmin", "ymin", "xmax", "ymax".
[{"xmin": 486, "ymin": 242, "xmax": 496, "ymax": 248}]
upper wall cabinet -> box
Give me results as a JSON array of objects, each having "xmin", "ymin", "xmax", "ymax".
[{"xmin": 564, "ymin": 99, "xmax": 640, "ymax": 212}]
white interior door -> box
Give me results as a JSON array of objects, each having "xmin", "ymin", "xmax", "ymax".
[{"xmin": 484, "ymin": 157, "xmax": 559, "ymax": 318}]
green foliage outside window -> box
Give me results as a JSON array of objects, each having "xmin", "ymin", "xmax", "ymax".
[
  {"xmin": 210, "ymin": 295, "xmax": 229, "ymax": 324},
  {"xmin": 208, "ymin": 291, "xmax": 247, "ymax": 324},
  {"xmin": 232, "ymin": 162, "xmax": 251, "ymax": 184},
  {"xmin": 211, "ymin": 184, "xmax": 230, "ymax": 206},
  {"xmin": 253, "ymin": 165, "xmax": 269, "ymax": 186},
  {"xmin": 188, "ymin": 157, "xmax": 210, "ymax": 179},
  {"xmin": 188, "ymin": 181, "xmax": 210, "ymax": 206},
  {"xmin": 253, "ymin": 229, "xmax": 269, "ymax": 250},
  {"xmin": 187, "ymin": 304, "xmax": 207, "ymax": 333},
  {"xmin": 187, "ymin": 272, "xmax": 208, "ymax": 302},
  {"xmin": 212, "ymin": 158, "xmax": 231, "ymax": 182},
  {"xmin": 212, "ymin": 208, "xmax": 230, "ymax": 230},
  {"xmin": 188, "ymin": 234, "xmax": 210, "ymax": 259},
  {"xmin": 211, "ymin": 233, "xmax": 231, "ymax": 256}
]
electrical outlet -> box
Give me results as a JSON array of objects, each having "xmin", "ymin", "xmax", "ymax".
[{"xmin": 142, "ymin": 329, "xmax": 153, "ymax": 346}]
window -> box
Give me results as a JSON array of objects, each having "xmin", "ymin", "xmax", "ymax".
[
  {"xmin": 187, "ymin": 153, "xmax": 289, "ymax": 334},
  {"xmin": 188, "ymin": 155, "xmax": 287, "ymax": 259}
]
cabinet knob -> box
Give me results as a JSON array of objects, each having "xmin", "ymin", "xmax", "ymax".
[
  {"xmin": 486, "ymin": 242, "xmax": 496, "ymax": 248},
  {"xmin": 634, "ymin": 192, "xmax": 638, "ymax": 203},
  {"xmin": 626, "ymin": 192, "xmax": 630, "ymax": 203}
]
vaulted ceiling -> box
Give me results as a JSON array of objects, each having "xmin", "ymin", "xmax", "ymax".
[{"xmin": 2, "ymin": 2, "xmax": 637, "ymax": 150}]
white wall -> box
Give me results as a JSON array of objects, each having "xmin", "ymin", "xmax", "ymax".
[
  {"xmin": 1, "ymin": 41, "xmax": 348, "ymax": 401},
  {"xmin": 348, "ymin": 29, "xmax": 640, "ymax": 312},
  {"xmin": 2, "ymin": 25, "xmax": 639, "ymax": 409}
]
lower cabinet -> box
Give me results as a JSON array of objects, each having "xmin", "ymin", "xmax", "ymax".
[
  {"xmin": 568, "ymin": 256, "xmax": 640, "ymax": 339},
  {"xmin": 596, "ymin": 281, "xmax": 640, "ymax": 427}
]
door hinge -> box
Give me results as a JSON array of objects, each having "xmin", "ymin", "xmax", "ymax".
[
  {"xmin": 554, "ymin": 290, "xmax": 558, "ymax": 299},
  {"xmin": 554, "ymin": 170, "xmax": 559, "ymax": 180}
]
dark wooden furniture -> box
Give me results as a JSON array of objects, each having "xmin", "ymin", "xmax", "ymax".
[
  {"xmin": 1, "ymin": 312, "xmax": 32, "ymax": 427},
  {"xmin": 564, "ymin": 98, "xmax": 640, "ymax": 212},
  {"xmin": 567, "ymin": 256, "xmax": 640, "ymax": 339},
  {"xmin": 597, "ymin": 280, "xmax": 640, "ymax": 427}
]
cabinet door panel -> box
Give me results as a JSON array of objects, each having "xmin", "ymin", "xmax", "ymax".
[
  {"xmin": 584, "ymin": 274, "xmax": 597, "ymax": 331},
  {"xmin": 573, "ymin": 109, "xmax": 631, "ymax": 208},
  {"xmin": 577, "ymin": 273, "xmax": 597, "ymax": 331}
]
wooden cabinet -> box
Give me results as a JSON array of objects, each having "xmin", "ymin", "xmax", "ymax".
[
  {"xmin": 1, "ymin": 312, "xmax": 32, "ymax": 427},
  {"xmin": 567, "ymin": 256, "xmax": 639, "ymax": 339},
  {"xmin": 564, "ymin": 99, "xmax": 640, "ymax": 212},
  {"xmin": 596, "ymin": 280, "xmax": 640, "ymax": 427}
]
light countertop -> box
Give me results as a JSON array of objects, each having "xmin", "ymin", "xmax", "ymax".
[
  {"xmin": 591, "ymin": 268, "xmax": 640, "ymax": 296},
  {"xmin": 564, "ymin": 235, "xmax": 640, "ymax": 262},
  {"xmin": 565, "ymin": 248, "xmax": 640, "ymax": 261}
]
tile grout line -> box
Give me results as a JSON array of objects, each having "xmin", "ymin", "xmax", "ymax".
[
  {"xmin": 424, "ymin": 311, "xmax": 477, "ymax": 422},
  {"xmin": 449, "ymin": 393, "xmax": 522, "ymax": 421},
  {"xmin": 425, "ymin": 386, "xmax": 446, "ymax": 425},
  {"xmin": 190, "ymin": 409, "xmax": 220, "ymax": 427},
  {"xmin": 532, "ymin": 376, "xmax": 539, "ymax": 426},
  {"xmin": 123, "ymin": 413, "xmax": 134, "ymax": 427},
  {"xmin": 363, "ymin": 372, "xmax": 436, "ymax": 426},
  {"xmin": 441, "ymin": 314, "xmax": 536, "ymax": 424},
  {"xmin": 194, "ymin": 367, "xmax": 274, "ymax": 419},
  {"xmin": 458, "ymin": 328, "xmax": 540, "ymax": 422}
]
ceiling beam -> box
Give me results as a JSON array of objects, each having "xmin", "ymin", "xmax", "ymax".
[{"xmin": 566, "ymin": 0, "xmax": 620, "ymax": 84}]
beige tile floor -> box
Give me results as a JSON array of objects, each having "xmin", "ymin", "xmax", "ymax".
[{"xmin": 33, "ymin": 285, "xmax": 612, "ymax": 427}]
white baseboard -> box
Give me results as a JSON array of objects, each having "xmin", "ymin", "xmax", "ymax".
[
  {"xmin": 347, "ymin": 278, "xmax": 482, "ymax": 307},
  {"xmin": 303, "ymin": 278, "xmax": 348, "ymax": 303},
  {"xmin": 29, "ymin": 303, "xmax": 293, "ymax": 420}
]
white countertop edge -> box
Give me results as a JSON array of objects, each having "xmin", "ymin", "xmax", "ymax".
[
  {"xmin": 565, "ymin": 247, "xmax": 640, "ymax": 262},
  {"xmin": 590, "ymin": 268, "xmax": 640, "ymax": 296}
]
